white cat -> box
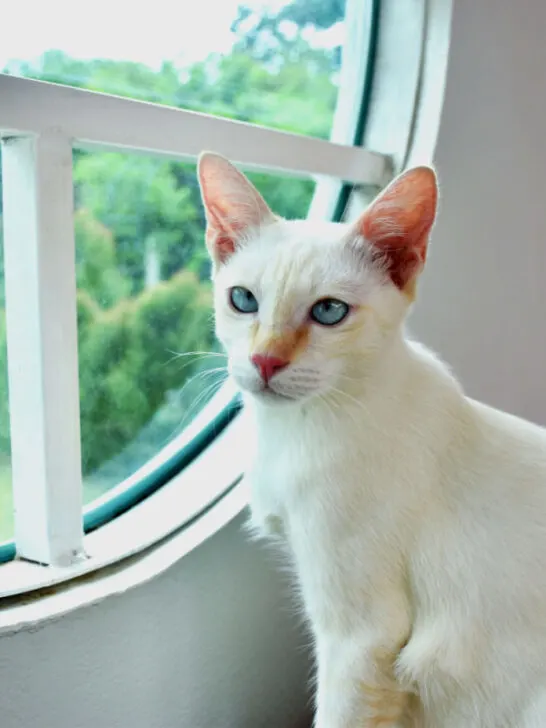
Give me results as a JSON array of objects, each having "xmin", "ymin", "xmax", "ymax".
[{"xmin": 197, "ymin": 151, "xmax": 546, "ymax": 728}]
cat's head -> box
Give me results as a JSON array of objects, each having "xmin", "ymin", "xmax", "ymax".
[{"xmin": 197, "ymin": 152, "xmax": 438, "ymax": 405}]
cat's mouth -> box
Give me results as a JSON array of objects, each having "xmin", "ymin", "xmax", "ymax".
[{"xmin": 254, "ymin": 384, "xmax": 298, "ymax": 403}]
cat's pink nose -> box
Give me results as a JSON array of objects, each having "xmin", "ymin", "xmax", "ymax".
[{"xmin": 251, "ymin": 354, "xmax": 289, "ymax": 382}]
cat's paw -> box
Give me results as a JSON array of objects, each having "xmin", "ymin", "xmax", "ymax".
[
  {"xmin": 249, "ymin": 512, "xmax": 285, "ymax": 540},
  {"xmin": 247, "ymin": 490, "xmax": 286, "ymax": 540},
  {"xmin": 262, "ymin": 513, "xmax": 285, "ymax": 537},
  {"xmin": 244, "ymin": 499, "xmax": 286, "ymax": 541}
]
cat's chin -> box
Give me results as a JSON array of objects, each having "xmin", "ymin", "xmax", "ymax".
[{"xmin": 247, "ymin": 386, "xmax": 301, "ymax": 405}]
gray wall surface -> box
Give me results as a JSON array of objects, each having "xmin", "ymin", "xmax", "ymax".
[{"xmin": 412, "ymin": 0, "xmax": 546, "ymax": 426}]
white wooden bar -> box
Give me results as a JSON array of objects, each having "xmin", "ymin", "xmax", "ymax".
[
  {"xmin": 1, "ymin": 133, "xmax": 85, "ymax": 566},
  {"xmin": 0, "ymin": 74, "xmax": 391, "ymax": 187}
]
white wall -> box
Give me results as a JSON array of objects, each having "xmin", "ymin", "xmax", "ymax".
[
  {"xmin": 412, "ymin": 0, "xmax": 546, "ymax": 426},
  {"xmin": 3, "ymin": 2, "xmax": 546, "ymax": 727},
  {"xmin": 0, "ymin": 511, "xmax": 312, "ymax": 728}
]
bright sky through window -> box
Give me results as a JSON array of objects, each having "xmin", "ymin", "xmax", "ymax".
[{"xmin": 0, "ymin": 0, "xmax": 344, "ymax": 72}]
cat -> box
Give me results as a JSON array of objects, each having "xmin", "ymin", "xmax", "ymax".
[{"xmin": 197, "ymin": 151, "xmax": 546, "ymax": 728}]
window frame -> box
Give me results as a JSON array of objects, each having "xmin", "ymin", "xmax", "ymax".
[{"xmin": 0, "ymin": 0, "xmax": 449, "ymax": 597}]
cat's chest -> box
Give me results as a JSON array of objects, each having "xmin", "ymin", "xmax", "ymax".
[
  {"xmin": 247, "ymin": 423, "xmax": 350, "ymax": 534},
  {"xmin": 247, "ymin": 413, "xmax": 394, "ymax": 537},
  {"xmin": 248, "ymin": 434, "xmax": 402, "ymax": 624},
  {"xmin": 247, "ymin": 439, "xmax": 319, "ymax": 535}
]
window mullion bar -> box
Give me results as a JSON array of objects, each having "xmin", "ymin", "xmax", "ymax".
[
  {"xmin": 0, "ymin": 74, "xmax": 390, "ymax": 187},
  {"xmin": 1, "ymin": 133, "xmax": 85, "ymax": 566}
]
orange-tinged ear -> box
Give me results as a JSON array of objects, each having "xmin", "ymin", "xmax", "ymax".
[
  {"xmin": 197, "ymin": 151, "xmax": 276, "ymax": 267},
  {"xmin": 355, "ymin": 166, "xmax": 438, "ymax": 290}
]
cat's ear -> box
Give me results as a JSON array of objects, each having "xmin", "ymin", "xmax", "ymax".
[
  {"xmin": 197, "ymin": 152, "xmax": 276, "ymax": 267},
  {"xmin": 354, "ymin": 166, "xmax": 438, "ymax": 290}
]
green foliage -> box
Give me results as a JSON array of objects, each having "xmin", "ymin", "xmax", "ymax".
[
  {"xmin": 231, "ymin": 0, "xmax": 345, "ymax": 72},
  {"xmin": 74, "ymin": 154, "xmax": 201, "ymax": 292},
  {"xmin": 247, "ymin": 172, "xmax": 315, "ymax": 220},
  {"xmin": 276, "ymin": 0, "xmax": 345, "ymax": 31},
  {"xmin": 0, "ymin": 214, "xmax": 4, "ymax": 309},
  {"xmin": 181, "ymin": 43, "xmax": 336, "ymax": 138},
  {"xmin": 15, "ymin": 50, "xmax": 94, "ymax": 88},
  {"xmin": 78, "ymin": 270, "xmax": 214, "ymax": 474},
  {"xmin": 75, "ymin": 209, "xmax": 130, "ymax": 307}
]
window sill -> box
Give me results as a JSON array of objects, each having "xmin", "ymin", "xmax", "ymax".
[{"xmin": 0, "ymin": 409, "xmax": 250, "ymax": 635}]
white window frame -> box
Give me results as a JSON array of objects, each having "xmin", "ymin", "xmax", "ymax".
[{"xmin": 0, "ymin": 0, "xmax": 451, "ymax": 604}]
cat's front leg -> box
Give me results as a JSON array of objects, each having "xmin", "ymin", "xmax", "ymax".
[{"xmin": 314, "ymin": 634, "xmax": 413, "ymax": 728}]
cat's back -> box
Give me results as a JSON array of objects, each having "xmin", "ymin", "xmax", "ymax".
[
  {"xmin": 469, "ymin": 396, "xmax": 546, "ymax": 459},
  {"xmin": 460, "ymin": 396, "xmax": 546, "ymax": 510},
  {"xmin": 403, "ymin": 341, "xmax": 546, "ymax": 510}
]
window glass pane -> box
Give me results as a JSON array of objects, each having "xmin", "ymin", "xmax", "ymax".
[
  {"xmin": 0, "ymin": 153, "xmax": 13, "ymax": 541},
  {"xmin": 1, "ymin": 0, "xmax": 346, "ymax": 139},
  {"xmin": 76, "ymin": 149, "xmax": 315, "ymax": 504}
]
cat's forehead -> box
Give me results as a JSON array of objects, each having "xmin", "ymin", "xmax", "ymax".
[
  {"xmin": 223, "ymin": 218, "xmax": 372, "ymax": 298},
  {"xmin": 261, "ymin": 218, "xmax": 345, "ymax": 248}
]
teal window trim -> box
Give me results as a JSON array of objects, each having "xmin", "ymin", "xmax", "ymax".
[
  {"xmin": 82, "ymin": 393, "xmax": 242, "ymax": 533},
  {"xmin": 0, "ymin": 0, "xmax": 381, "ymax": 565},
  {"xmin": 0, "ymin": 394, "xmax": 242, "ymax": 564},
  {"xmin": 0, "ymin": 541, "xmax": 13, "ymax": 563}
]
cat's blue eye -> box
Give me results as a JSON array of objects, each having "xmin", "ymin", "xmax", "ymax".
[
  {"xmin": 310, "ymin": 298, "xmax": 349, "ymax": 326},
  {"xmin": 229, "ymin": 286, "xmax": 259, "ymax": 314}
]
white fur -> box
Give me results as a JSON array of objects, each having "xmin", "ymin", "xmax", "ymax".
[{"xmin": 203, "ymin": 158, "xmax": 546, "ymax": 727}]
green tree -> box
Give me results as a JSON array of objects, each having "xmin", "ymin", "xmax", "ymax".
[
  {"xmin": 78, "ymin": 269, "xmax": 214, "ymax": 475},
  {"xmin": 180, "ymin": 31, "xmax": 338, "ymax": 137},
  {"xmin": 11, "ymin": 50, "xmax": 93, "ymax": 88},
  {"xmin": 11, "ymin": 51, "xmax": 181, "ymax": 106},
  {"xmin": 231, "ymin": 0, "xmax": 345, "ymax": 69},
  {"xmin": 276, "ymin": 0, "xmax": 345, "ymax": 31},
  {"xmin": 74, "ymin": 153, "xmax": 201, "ymax": 293},
  {"xmin": 75, "ymin": 208, "xmax": 130, "ymax": 308}
]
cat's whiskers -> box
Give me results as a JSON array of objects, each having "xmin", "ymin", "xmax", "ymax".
[
  {"xmin": 315, "ymin": 392, "xmax": 342, "ymax": 418},
  {"xmin": 176, "ymin": 363, "xmax": 228, "ymax": 405},
  {"xmin": 327, "ymin": 384, "xmax": 368, "ymax": 412},
  {"xmin": 336, "ymin": 372, "xmax": 366, "ymax": 383},
  {"xmin": 317, "ymin": 390, "xmax": 362, "ymax": 432},
  {"xmin": 177, "ymin": 375, "xmax": 227, "ymax": 430},
  {"xmin": 165, "ymin": 349, "xmax": 227, "ymax": 361},
  {"xmin": 193, "ymin": 366, "xmax": 228, "ymax": 381},
  {"xmin": 162, "ymin": 349, "xmax": 227, "ymax": 372}
]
